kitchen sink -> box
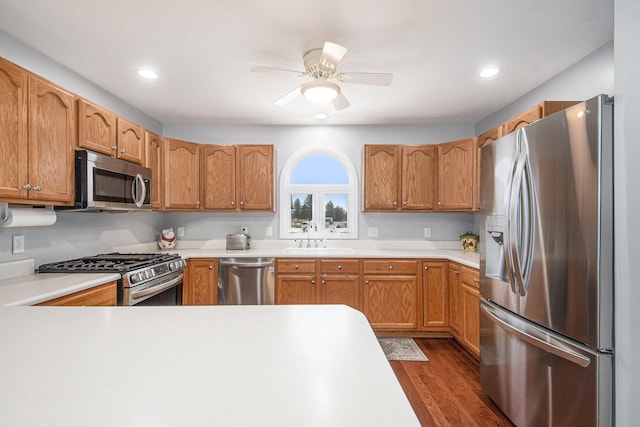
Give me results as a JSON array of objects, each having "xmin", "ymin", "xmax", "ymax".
[{"xmin": 281, "ymin": 247, "xmax": 356, "ymax": 255}]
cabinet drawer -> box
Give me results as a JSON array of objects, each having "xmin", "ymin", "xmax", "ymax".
[
  {"xmin": 461, "ymin": 265, "xmax": 480, "ymax": 289},
  {"xmin": 363, "ymin": 259, "xmax": 418, "ymax": 275},
  {"xmin": 319, "ymin": 259, "xmax": 359, "ymax": 274},
  {"xmin": 276, "ymin": 259, "xmax": 316, "ymax": 274},
  {"xmin": 37, "ymin": 281, "xmax": 117, "ymax": 306}
]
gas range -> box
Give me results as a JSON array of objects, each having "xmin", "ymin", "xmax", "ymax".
[{"xmin": 38, "ymin": 253, "xmax": 186, "ymax": 306}]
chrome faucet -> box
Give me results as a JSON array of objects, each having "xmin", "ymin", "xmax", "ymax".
[{"xmin": 305, "ymin": 220, "xmax": 317, "ymax": 248}]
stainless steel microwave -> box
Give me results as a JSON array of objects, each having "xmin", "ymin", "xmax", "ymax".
[{"xmin": 66, "ymin": 150, "xmax": 152, "ymax": 212}]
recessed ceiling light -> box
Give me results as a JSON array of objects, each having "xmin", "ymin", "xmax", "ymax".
[
  {"xmin": 478, "ymin": 67, "xmax": 500, "ymax": 78},
  {"xmin": 137, "ymin": 69, "xmax": 158, "ymax": 79},
  {"xmin": 314, "ymin": 113, "xmax": 329, "ymax": 120}
]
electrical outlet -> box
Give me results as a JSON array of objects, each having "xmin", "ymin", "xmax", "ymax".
[
  {"xmin": 265, "ymin": 226, "xmax": 273, "ymax": 237},
  {"xmin": 241, "ymin": 226, "xmax": 249, "ymax": 235},
  {"xmin": 177, "ymin": 227, "xmax": 185, "ymax": 237},
  {"xmin": 424, "ymin": 227, "xmax": 431, "ymax": 238},
  {"xmin": 12, "ymin": 235, "xmax": 25, "ymax": 254},
  {"xmin": 368, "ymin": 227, "xmax": 379, "ymax": 238}
]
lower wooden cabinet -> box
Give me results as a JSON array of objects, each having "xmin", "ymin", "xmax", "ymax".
[
  {"xmin": 362, "ymin": 259, "xmax": 419, "ymax": 331},
  {"xmin": 37, "ymin": 281, "xmax": 117, "ymax": 306},
  {"xmin": 448, "ymin": 262, "xmax": 463, "ymax": 339},
  {"xmin": 184, "ymin": 258, "xmax": 217, "ymax": 305},
  {"xmin": 461, "ymin": 266, "xmax": 480, "ymax": 357},
  {"xmin": 421, "ymin": 261, "xmax": 449, "ymax": 331},
  {"xmin": 275, "ymin": 259, "xmax": 360, "ymax": 309}
]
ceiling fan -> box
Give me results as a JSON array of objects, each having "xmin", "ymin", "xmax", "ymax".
[{"xmin": 251, "ymin": 41, "xmax": 393, "ymax": 111}]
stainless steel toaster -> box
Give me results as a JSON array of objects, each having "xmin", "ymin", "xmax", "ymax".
[{"xmin": 226, "ymin": 233, "xmax": 251, "ymax": 250}]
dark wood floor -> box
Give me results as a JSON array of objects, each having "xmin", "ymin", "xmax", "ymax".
[{"xmin": 389, "ymin": 338, "xmax": 514, "ymax": 427}]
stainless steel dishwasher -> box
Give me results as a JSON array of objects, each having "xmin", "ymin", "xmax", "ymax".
[{"xmin": 217, "ymin": 258, "xmax": 275, "ymax": 305}]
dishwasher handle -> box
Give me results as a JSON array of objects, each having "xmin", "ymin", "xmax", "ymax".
[{"xmin": 219, "ymin": 260, "xmax": 273, "ymax": 268}]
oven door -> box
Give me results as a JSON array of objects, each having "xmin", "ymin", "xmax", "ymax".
[{"xmin": 124, "ymin": 271, "xmax": 183, "ymax": 306}]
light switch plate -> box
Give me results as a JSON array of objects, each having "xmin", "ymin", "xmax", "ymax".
[
  {"xmin": 265, "ymin": 226, "xmax": 273, "ymax": 237},
  {"xmin": 424, "ymin": 227, "xmax": 431, "ymax": 238},
  {"xmin": 177, "ymin": 227, "xmax": 185, "ymax": 237},
  {"xmin": 368, "ymin": 227, "xmax": 379, "ymax": 237}
]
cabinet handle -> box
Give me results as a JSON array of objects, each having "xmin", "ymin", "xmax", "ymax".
[
  {"xmin": 120, "ymin": 149, "xmax": 126, "ymax": 154},
  {"xmin": 338, "ymin": 265, "xmax": 342, "ymax": 270},
  {"xmin": 403, "ymin": 201, "xmax": 407, "ymax": 206},
  {"xmin": 438, "ymin": 201, "xmax": 442, "ymax": 205},
  {"xmin": 365, "ymin": 280, "xmax": 369, "ymax": 284},
  {"xmin": 22, "ymin": 184, "xmax": 31, "ymax": 190},
  {"xmin": 111, "ymin": 146, "xmax": 117, "ymax": 151},
  {"xmin": 196, "ymin": 201, "xmax": 200, "ymax": 206},
  {"xmin": 208, "ymin": 266, "xmax": 213, "ymax": 270},
  {"xmin": 294, "ymin": 265, "xmax": 299, "ymax": 270},
  {"xmin": 311, "ymin": 280, "xmax": 316, "ymax": 285},
  {"xmin": 33, "ymin": 185, "xmax": 41, "ymax": 192},
  {"xmin": 453, "ymin": 270, "xmax": 459, "ymax": 275},
  {"xmin": 321, "ymin": 280, "xmax": 326, "ymax": 285},
  {"xmin": 231, "ymin": 201, "xmax": 235, "ymax": 206},
  {"xmin": 393, "ymin": 201, "xmax": 397, "ymax": 207},
  {"xmin": 473, "ymin": 278, "xmax": 480, "ymax": 283},
  {"xmin": 424, "ymin": 266, "xmax": 429, "ymax": 270},
  {"xmin": 240, "ymin": 201, "xmax": 245, "ymax": 206},
  {"xmin": 389, "ymin": 265, "xmax": 394, "ymax": 270}
]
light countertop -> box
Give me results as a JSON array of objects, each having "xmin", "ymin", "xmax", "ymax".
[{"xmin": 0, "ymin": 304, "xmax": 420, "ymax": 427}]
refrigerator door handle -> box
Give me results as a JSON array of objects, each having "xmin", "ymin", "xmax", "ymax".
[
  {"xmin": 503, "ymin": 141, "xmax": 521, "ymax": 295},
  {"xmin": 481, "ymin": 303, "xmax": 591, "ymax": 368},
  {"xmin": 507, "ymin": 131, "xmax": 536, "ymax": 296}
]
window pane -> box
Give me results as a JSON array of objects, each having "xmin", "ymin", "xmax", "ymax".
[
  {"xmin": 291, "ymin": 193, "xmax": 313, "ymax": 229},
  {"xmin": 290, "ymin": 154, "xmax": 348, "ymax": 184},
  {"xmin": 324, "ymin": 194, "xmax": 348, "ymax": 231}
]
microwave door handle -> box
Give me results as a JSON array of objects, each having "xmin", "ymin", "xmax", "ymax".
[{"xmin": 132, "ymin": 174, "xmax": 146, "ymax": 208}]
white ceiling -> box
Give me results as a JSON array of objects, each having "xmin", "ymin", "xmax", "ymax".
[{"xmin": 0, "ymin": 0, "xmax": 613, "ymax": 126}]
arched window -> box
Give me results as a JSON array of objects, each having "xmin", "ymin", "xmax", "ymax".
[{"xmin": 279, "ymin": 146, "xmax": 358, "ymax": 239}]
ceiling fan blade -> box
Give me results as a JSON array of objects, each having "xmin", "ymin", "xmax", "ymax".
[
  {"xmin": 251, "ymin": 66, "xmax": 305, "ymax": 76},
  {"xmin": 337, "ymin": 72, "xmax": 393, "ymax": 86},
  {"xmin": 332, "ymin": 93, "xmax": 351, "ymax": 111},
  {"xmin": 274, "ymin": 85, "xmax": 302, "ymax": 106},
  {"xmin": 319, "ymin": 42, "xmax": 348, "ymax": 71}
]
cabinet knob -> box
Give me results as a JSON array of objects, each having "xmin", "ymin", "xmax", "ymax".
[
  {"xmin": 438, "ymin": 201, "xmax": 442, "ymax": 205},
  {"xmin": 208, "ymin": 266, "xmax": 213, "ymax": 270},
  {"xmin": 22, "ymin": 184, "xmax": 31, "ymax": 190},
  {"xmin": 111, "ymin": 146, "xmax": 117, "ymax": 151},
  {"xmin": 338, "ymin": 265, "xmax": 342, "ymax": 270},
  {"xmin": 403, "ymin": 201, "xmax": 407, "ymax": 206},
  {"xmin": 311, "ymin": 280, "xmax": 316, "ymax": 285},
  {"xmin": 365, "ymin": 280, "xmax": 370, "ymax": 284},
  {"xmin": 389, "ymin": 265, "xmax": 394, "ymax": 270},
  {"xmin": 424, "ymin": 266, "xmax": 428, "ymax": 270},
  {"xmin": 393, "ymin": 201, "xmax": 397, "ymax": 207},
  {"xmin": 120, "ymin": 149, "xmax": 126, "ymax": 154},
  {"xmin": 231, "ymin": 201, "xmax": 235, "ymax": 206},
  {"xmin": 196, "ymin": 201, "xmax": 200, "ymax": 205},
  {"xmin": 294, "ymin": 265, "xmax": 299, "ymax": 269},
  {"xmin": 33, "ymin": 185, "xmax": 41, "ymax": 191},
  {"xmin": 240, "ymin": 201, "xmax": 244, "ymax": 206},
  {"xmin": 473, "ymin": 278, "xmax": 479, "ymax": 283},
  {"xmin": 454, "ymin": 270, "xmax": 459, "ymax": 275},
  {"xmin": 321, "ymin": 280, "xmax": 326, "ymax": 285}
]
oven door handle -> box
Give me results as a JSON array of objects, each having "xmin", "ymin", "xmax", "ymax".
[{"xmin": 130, "ymin": 273, "xmax": 183, "ymax": 300}]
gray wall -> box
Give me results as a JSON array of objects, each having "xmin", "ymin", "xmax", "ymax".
[
  {"xmin": 613, "ymin": 0, "xmax": 640, "ymax": 422},
  {"xmin": 161, "ymin": 124, "xmax": 476, "ymax": 241},
  {"xmin": 476, "ymin": 40, "xmax": 614, "ymax": 135}
]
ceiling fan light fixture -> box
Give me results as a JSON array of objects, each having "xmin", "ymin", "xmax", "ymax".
[{"xmin": 302, "ymin": 81, "xmax": 340, "ymax": 104}]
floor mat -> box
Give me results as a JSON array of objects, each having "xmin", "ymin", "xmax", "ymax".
[{"xmin": 378, "ymin": 337, "xmax": 428, "ymax": 361}]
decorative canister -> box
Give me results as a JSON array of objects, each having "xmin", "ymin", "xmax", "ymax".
[{"xmin": 459, "ymin": 231, "xmax": 479, "ymax": 251}]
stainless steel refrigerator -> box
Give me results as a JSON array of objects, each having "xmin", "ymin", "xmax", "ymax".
[{"xmin": 479, "ymin": 95, "xmax": 614, "ymax": 426}]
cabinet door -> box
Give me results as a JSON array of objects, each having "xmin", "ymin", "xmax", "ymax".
[
  {"xmin": 116, "ymin": 117, "xmax": 145, "ymax": 164},
  {"xmin": 163, "ymin": 138, "xmax": 201, "ymax": 210},
  {"xmin": 0, "ymin": 58, "xmax": 28, "ymax": 200},
  {"xmin": 145, "ymin": 130, "xmax": 163, "ymax": 209},
  {"xmin": 437, "ymin": 138, "xmax": 475, "ymax": 210},
  {"xmin": 77, "ymin": 98, "xmax": 116, "ymax": 156},
  {"xmin": 363, "ymin": 275, "xmax": 418, "ymax": 330},
  {"xmin": 276, "ymin": 274, "xmax": 316, "ymax": 304},
  {"xmin": 422, "ymin": 261, "xmax": 449, "ymax": 330},
  {"xmin": 237, "ymin": 145, "xmax": 274, "ymax": 211},
  {"xmin": 401, "ymin": 145, "xmax": 435, "ymax": 211},
  {"xmin": 461, "ymin": 266, "xmax": 480, "ymax": 357},
  {"xmin": 184, "ymin": 259, "xmax": 217, "ymax": 305},
  {"xmin": 475, "ymin": 128, "xmax": 502, "ymax": 211},
  {"xmin": 502, "ymin": 105, "xmax": 542, "ymax": 135},
  {"xmin": 202, "ymin": 145, "xmax": 237, "ymax": 210},
  {"xmin": 448, "ymin": 263, "xmax": 462, "ymax": 339},
  {"xmin": 363, "ymin": 145, "xmax": 399, "ymax": 211},
  {"xmin": 27, "ymin": 75, "xmax": 75, "ymax": 204},
  {"xmin": 37, "ymin": 281, "xmax": 117, "ymax": 306},
  {"xmin": 319, "ymin": 275, "xmax": 360, "ymax": 310}
]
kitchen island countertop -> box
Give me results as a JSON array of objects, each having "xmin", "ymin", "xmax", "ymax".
[{"xmin": 0, "ymin": 304, "xmax": 420, "ymax": 427}]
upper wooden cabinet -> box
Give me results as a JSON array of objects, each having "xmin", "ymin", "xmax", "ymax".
[
  {"xmin": 163, "ymin": 138, "xmax": 201, "ymax": 210},
  {"xmin": 474, "ymin": 127, "xmax": 502, "ymax": 211},
  {"xmin": 363, "ymin": 144, "xmax": 436, "ymax": 212},
  {"xmin": 436, "ymin": 138, "xmax": 475, "ymax": 211},
  {"xmin": 116, "ymin": 117, "xmax": 145, "ymax": 164},
  {"xmin": 145, "ymin": 130, "xmax": 163, "ymax": 209},
  {"xmin": 77, "ymin": 99, "xmax": 145, "ymax": 165},
  {"xmin": 502, "ymin": 100, "xmax": 580, "ymax": 135},
  {"xmin": 237, "ymin": 145, "xmax": 275, "ymax": 211},
  {"xmin": 0, "ymin": 68, "xmax": 76, "ymax": 205},
  {"xmin": 77, "ymin": 98, "xmax": 117, "ymax": 156},
  {"xmin": 202, "ymin": 145, "xmax": 236, "ymax": 210}
]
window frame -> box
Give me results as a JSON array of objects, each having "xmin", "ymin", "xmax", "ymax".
[{"xmin": 279, "ymin": 145, "xmax": 358, "ymax": 240}]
